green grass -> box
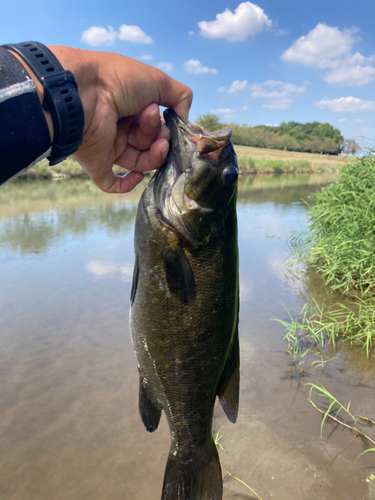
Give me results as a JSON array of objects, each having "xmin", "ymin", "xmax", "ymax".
[
  {"xmin": 239, "ymin": 157, "xmax": 317, "ymax": 173},
  {"xmin": 276, "ymin": 299, "xmax": 375, "ymax": 365},
  {"xmin": 306, "ymin": 382, "xmax": 375, "ymax": 457},
  {"xmin": 277, "ymin": 153, "xmax": 375, "ymax": 364},
  {"xmin": 13, "ymin": 158, "xmax": 129, "ymax": 180},
  {"xmin": 290, "ymin": 153, "xmax": 375, "ymax": 294},
  {"xmin": 234, "ymin": 144, "xmax": 350, "ymax": 175}
]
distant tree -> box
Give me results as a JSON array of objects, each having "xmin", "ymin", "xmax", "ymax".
[
  {"xmin": 271, "ymin": 134, "xmax": 300, "ymax": 151},
  {"xmin": 321, "ymin": 138, "xmax": 341, "ymax": 155},
  {"xmin": 195, "ymin": 116, "xmax": 344, "ymax": 155},
  {"xmin": 302, "ymin": 137, "xmax": 325, "ymax": 154},
  {"xmin": 342, "ymin": 139, "xmax": 360, "ymax": 155},
  {"xmin": 196, "ymin": 113, "xmax": 223, "ymax": 132}
]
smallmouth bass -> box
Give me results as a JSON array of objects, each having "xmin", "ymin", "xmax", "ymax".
[{"xmin": 130, "ymin": 109, "xmax": 239, "ymax": 500}]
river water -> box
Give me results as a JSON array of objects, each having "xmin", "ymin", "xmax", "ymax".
[{"xmin": 0, "ymin": 174, "xmax": 374, "ymax": 500}]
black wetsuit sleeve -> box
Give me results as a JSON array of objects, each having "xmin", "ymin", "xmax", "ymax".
[{"xmin": 0, "ymin": 47, "xmax": 51, "ymax": 185}]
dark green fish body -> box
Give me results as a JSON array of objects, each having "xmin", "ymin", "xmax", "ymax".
[{"xmin": 130, "ymin": 109, "xmax": 239, "ymax": 500}]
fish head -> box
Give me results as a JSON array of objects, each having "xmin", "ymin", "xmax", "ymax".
[{"xmin": 152, "ymin": 108, "xmax": 238, "ymax": 247}]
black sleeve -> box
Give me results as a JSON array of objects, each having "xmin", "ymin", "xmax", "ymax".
[{"xmin": 0, "ymin": 47, "xmax": 51, "ymax": 185}]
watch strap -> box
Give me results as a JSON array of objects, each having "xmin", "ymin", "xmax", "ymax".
[{"xmin": 2, "ymin": 41, "xmax": 84, "ymax": 165}]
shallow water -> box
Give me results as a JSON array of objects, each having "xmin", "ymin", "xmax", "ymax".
[{"xmin": 0, "ymin": 174, "xmax": 374, "ymax": 500}]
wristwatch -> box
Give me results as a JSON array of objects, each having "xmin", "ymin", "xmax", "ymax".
[{"xmin": 2, "ymin": 41, "xmax": 84, "ymax": 165}]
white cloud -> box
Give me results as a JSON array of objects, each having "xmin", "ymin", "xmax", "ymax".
[
  {"xmin": 275, "ymin": 28, "xmax": 288, "ymax": 36},
  {"xmin": 198, "ymin": 1, "xmax": 272, "ymax": 42},
  {"xmin": 251, "ymin": 80, "xmax": 305, "ymax": 109},
  {"xmin": 211, "ymin": 108, "xmax": 236, "ymax": 114},
  {"xmin": 157, "ymin": 62, "xmax": 174, "ymax": 72},
  {"xmin": 140, "ymin": 54, "xmax": 153, "ymax": 61},
  {"xmin": 218, "ymin": 80, "xmax": 248, "ymax": 93},
  {"xmin": 281, "ymin": 23, "xmax": 358, "ymax": 68},
  {"xmin": 82, "ymin": 24, "xmax": 153, "ymax": 46},
  {"xmin": 242, "ymin": 106, "xmax": 249, "ymax": 110},
  {"xmin": 188, "ymin": 31, "xmax": 195, "ymax": 36},
  {"xmin": 184, "ymin": 59, "xmax": 218, "ymax": 74},
  {"xmin": 281, "ymin": 23, "xmax": 375, "ymax": 87},
  {"xmin": 325, "ymin": 60, "xmax": 375, "ymax": 86},
  {"xmin": 315, "ymin": 97, "xmax": 375, "ymax": 113},
  {"xmin": 118, "ymin": 24, "xmax": 153, "ymax": 44},
  {"xmin": 81, "ymin": 26, "xmax": 117, "ymax": 46},
  {"xmin": 227, "ymin": 80, "xmax": 248, "ymax": 93}
]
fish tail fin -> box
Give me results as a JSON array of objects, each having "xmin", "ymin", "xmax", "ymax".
[{"xmin": 161, "ymin": 438, "xmax": 222, "ymax": 500}]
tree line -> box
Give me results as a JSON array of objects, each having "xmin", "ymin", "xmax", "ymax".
[{"xmin": 196, "ymin": 114, "xmax": 356, "ymax": 155}]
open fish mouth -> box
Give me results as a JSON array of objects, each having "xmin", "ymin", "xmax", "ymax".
[
  {"xmin": 151, "ymin": 109, "xmax": 237, "ymax": 248},
  {"xmin": 163, "ymin": 108, "xmax": 233, "ymax": 172}
]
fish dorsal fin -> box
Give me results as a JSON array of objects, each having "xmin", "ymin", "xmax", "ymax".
[{"xmin": 161, "ymin": 245, "xmax": 196, "ymax": 305}]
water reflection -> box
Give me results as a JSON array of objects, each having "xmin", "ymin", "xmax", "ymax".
[
  {"xmin": 0, "ymin": 180, "xmax": 142, "ymax": 254},
  {"xmin": 0, "ymin": 174, "xmax": 373, "ymax": 500}
]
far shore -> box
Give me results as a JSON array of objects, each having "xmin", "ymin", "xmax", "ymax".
[{"xmin": 13, "ymin": 145, "xmax": 351, "ymax": 182}]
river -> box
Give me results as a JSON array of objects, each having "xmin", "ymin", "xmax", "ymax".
[{"xmin": 0, "ymin": 174, "xmax": 374, "ymax": 500}]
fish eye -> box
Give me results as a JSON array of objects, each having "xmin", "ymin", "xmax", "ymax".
[{"xmin": 222, "ymin": 166, "xmax": 238, "ymax": 185}]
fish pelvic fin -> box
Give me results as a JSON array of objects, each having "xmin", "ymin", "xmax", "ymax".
[
  {"xmin": 161, "ymin": 439, "xmax": 222, "ymax": 500},
  {"xmin": 139, "ymin": 372, "xmax": 161, "ymax": 433},
  {"xmin": 217, "ymin": 329, "xmax": 240, "ymax": 423}
]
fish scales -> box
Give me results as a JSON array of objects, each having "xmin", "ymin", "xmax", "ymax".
[{"xmin": 130, "ymin": 108, "xmax": 239, "ymax": 500}]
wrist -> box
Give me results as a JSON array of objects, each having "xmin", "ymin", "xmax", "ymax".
[
  {"xmin": 8, "ymin": 50, "xmax": 54, "ymax": 141},
  {"xmin": 47, "ymin": 46, "xmax": 98, "ymax": 136}
]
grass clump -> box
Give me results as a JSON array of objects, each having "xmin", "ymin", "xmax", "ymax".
[
  {"xmin": 306, "ymin": 382, "xmax": 375, "ymax": 457},
  {"xmin": 277, "ymin": 299, "xmax": 375, "ymax": 368},
  {"xmin": 239, "ymin": 157, "xmax": 312, "ymax": 173},
  {"xmin": 277, "ymin": 153, "xmax": 375, "ymax": 363},
  {"xmin": 291, "ymin": 152, "xmax": 375, "ymax": 294}
]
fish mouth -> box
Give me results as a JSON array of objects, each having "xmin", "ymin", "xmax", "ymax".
[
  {"xmin": 163, "ymin": 108, "xmax": 233, "ymax": 171},
  {"xmin": 152, "ymin": 109, "xmax": 234, "ymax": 247}
]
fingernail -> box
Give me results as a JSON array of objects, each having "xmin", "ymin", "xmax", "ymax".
[
  {"xmin": 160, "ymin": 142, "xmax": 169, "ymax": 157},
  {"xmin": 160, "ymin": 122, "xmax": 170, "ymax": 140},
  {"xmin": 148, "ymin": 106, "xmax": 160, "ymax": 128}
]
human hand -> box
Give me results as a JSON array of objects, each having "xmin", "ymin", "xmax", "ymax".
[{"xmin": 48, "ymin": 46, "xmax": 193, "ymax": 193}]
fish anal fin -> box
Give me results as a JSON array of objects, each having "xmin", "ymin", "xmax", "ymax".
[
  {"xmin": 217, "ymin": 331, "xmax": 239, "ymax": 423},
  {"xmin": 139, "ymin": 372, "xmax": 161, "ymax": 433},
  {"xmin": 161, "ymin": 245, "xmax": 196, "ymax": 305},
  {"xmin": 130, "ymin": 255, "xmax": 139, "ymax": 306}
]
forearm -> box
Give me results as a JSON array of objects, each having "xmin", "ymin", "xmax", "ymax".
[
  {"xmin": 0, "ymin": 47, "xmax": 52, "ymax": 184},
  {"xmin": 9, "ymin": 49, "xmax": 54, "ymax": 141}
]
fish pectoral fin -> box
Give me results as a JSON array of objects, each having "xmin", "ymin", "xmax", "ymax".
[
  {"xmin": 217, "ymin": 330, "xmax": 239, "ymax": 423},
  {"xmin": 139, "ymin": 373, "xmax": 162, "ymax": 433},
  {"xmin": 161, "ymin": 245, "xmax": 196, "ymax": 305},
  {"xmin": 130, "ymin": 255, "xmax": 139, "ymax": 306}
]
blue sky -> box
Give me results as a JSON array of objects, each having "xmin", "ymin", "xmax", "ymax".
[{"xmin": 2, "ymin": 0, "xmax": 375, "ymax": 148}]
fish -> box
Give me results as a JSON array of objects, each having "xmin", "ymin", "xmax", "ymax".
[{"xmin": 130, "ymin": 108, "xmax": 239, "ymax": 500}]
